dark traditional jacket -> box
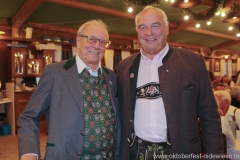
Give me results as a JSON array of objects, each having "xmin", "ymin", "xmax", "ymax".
[{"xmin": 117, "ymin": 47, "xmax": 223, "ymax": 160}]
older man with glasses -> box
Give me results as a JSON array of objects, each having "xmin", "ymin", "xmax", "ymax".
[{"xmin": 18, "ymin": 19, "xmax": 121, "ymax": 160}]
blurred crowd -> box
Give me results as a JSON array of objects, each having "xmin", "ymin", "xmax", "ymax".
[
  {"xmin": 209, "ymin": 71, "xmax": 240, "ymax": 108},
  {"xmin": 209, "ymin": 71, "xmax": 240, "ymax": 150}
]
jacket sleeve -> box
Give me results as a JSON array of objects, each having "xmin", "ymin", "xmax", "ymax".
[
  {"xmin": 197, "ymin": 55, "xmax": 224, "ymax": 155},
  {"xmin": 17, "ymin": 64, "xmax": 52, "ymax": 158}
]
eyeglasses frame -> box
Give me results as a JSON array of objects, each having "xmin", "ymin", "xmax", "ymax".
[{"xmin": 78, "ymin": 35, "xmax": 109, "ymax": 47}]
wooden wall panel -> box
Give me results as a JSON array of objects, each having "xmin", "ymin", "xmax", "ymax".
[{"xmin": 0, "ymin": 40, "xmax": 9, "ymax": 90}]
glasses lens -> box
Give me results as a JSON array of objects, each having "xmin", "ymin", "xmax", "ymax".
[
  {"xmin": 87, "ymin": 36, "xmax": 97, "ymax": 44},
  {"xmin": 85, "ymin": 36, "xmax": 107, "ymax": 47},
  {"xmin": 99, "ymin": 40, "xmax": 107, "ymax": 47}
]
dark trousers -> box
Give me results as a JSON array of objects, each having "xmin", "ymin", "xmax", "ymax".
[{"xmin": 130, "ymin": 136, "xmax": 172, "ymax": 160}]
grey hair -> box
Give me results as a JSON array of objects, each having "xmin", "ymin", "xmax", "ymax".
[
  {"xmin": 214, "ymin": 90, "xmax": 231, "ymax": 103},
  {"xmin": 135, "ymin": 6, "xmax": 169, "ymax": 30},
  {"xmin": 230, "ymin": 86, "xmax": 240, "ymax": 99},
  {"xmin": 77, "ymin": 19, "xmax": 109, "ymax": 40}
]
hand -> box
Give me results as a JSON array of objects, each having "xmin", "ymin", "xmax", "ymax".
[
  {"xmin": 20, "ymin": 155, "xmax": 38, "ymax": 160},
  {"xmin": 218, "ymin": 108, "xmax": 224, "ymax": 116}
]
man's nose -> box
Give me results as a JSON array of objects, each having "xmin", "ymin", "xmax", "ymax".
[
  {"xmin": 93, "ymin": 40, "xmax": 100, "ymax": 48},
  {"xmin": 146, "ymin": 27, "xmax": 153, "ymax": 35}
]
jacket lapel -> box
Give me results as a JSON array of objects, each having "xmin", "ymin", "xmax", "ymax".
[
  {"xmin": 62, "ymin": 56, "xmax": 84, "ymax": 113},
  {"xmin": 129, "ymin": 53, "xmax": 141, "ymax": 118},
  {"xmin": 102, "ymin": 66, "xmax": 117, "ymax": 114}
]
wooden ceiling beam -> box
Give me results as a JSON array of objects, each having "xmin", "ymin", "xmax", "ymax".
[
  {"xmin": 168, "ymin": 41, "xmax": 210, "ymax": 51},
  {"xmin": 169, "ymin": 19, "xmax": 195, "ymax": 35},
  {"xmin": 201, "ymin": 0, "xmax": 215, "ymax": 7},
  {"xmin": 0, "ymin": 24, "xmax": 11, "ymax": 30},
  {"xmin": 28, "ymin": 22, "xmax": 137, "ymax": 40},
  {"xmin": 44, "ymin": 0, "xmax": 135, "ymax": 20},
  {"xmin": 27, "ymin": 22, "xmax": 78, "ymax": 34},
  {"xmin": 44, "ymin": 0, "xmax": 176, "ymax": 28},
  {"xmin": 0, "ymin": 35, "xmax": 33, "ymax": 41},
  {"xmin": 110, "ymin": 34, "xmax": 137, "ymax": 40},
  {"xmin": 185, "ymin": 27, "xmax": 239, "ymax": 41},
  {"xmin": 12, "ymin": 0, "xmax": 43, "ymax": 30},
  {"xmin": 216, "ymin": 49, "xmax": 240, "ymax": 54},
  {"xmin": 211, "ymin": 40, "xmax": 240, "ymax": 51}
]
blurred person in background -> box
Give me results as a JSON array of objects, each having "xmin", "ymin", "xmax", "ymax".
[{"xmin": 230, "ymin": 86, "xmax": 240, "ymax": 108}]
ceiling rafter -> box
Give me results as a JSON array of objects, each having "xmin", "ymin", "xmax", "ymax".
[
  {"xmin": 44, "ymin": 0, "xmax": 135, "ymax": 20},
  {"xmin": 4, "ymin": 0, "xmax": 238, "ymax": 52},
  {"xmin": 11, "ymin": 0, "xmax": 43, "ymax": 37},
  {"xmin": 185, "ymin": 27, "xmax": 239, "ymax": 40},
  {"xmin": 45, "ymin": 0, "xmax": 178, "ymax": 28},
  {"xmin": 28, "ymin": 22, "xmax": 138, "ymax": 40},
  {"xmin": 169, "ymin": 19, "xmax": 196, "ymax": 35},
  {"xmin": 0, "ymin": 24, "xmax": 11, "ymax": 30},
  {"xmin": 211, "ymin": 40, "xmax": 240, "ymax": 51},
  {"xmin": 27, "ymin": 22, "xmax": 77, "ymax": 34}
]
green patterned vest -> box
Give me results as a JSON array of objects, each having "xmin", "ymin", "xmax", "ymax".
[{"xmin": 79, "ymin": 68, "xmax": 115, "ymax": 160}]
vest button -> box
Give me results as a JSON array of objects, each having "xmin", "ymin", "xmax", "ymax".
[
  {"xmin": 77, "ymin": 152, "xmax": 82, "ymax": 156},
  {"xmin": 81, "ymin": 132, "xmax": 85, "ymax": 136}
]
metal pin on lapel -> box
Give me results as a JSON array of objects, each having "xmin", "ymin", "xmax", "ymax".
[
  {"xmin": 130, "ymin": 73, "xmax": 134, "ymax": 78},
  {"xmin": 109, "ymin": 81, "xmax": 112, "ymax": 85}
]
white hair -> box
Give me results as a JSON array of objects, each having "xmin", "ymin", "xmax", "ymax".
[
  {"xmin": 135, "ymin": 6, "xmax": 169, "ymax": 30},
  {"xmin": 77, "ymin": 19, "xmax": 109, "ymax": 41},
  {"xmin": 214, "ymin": 90, "xmax": 231, "ymax": 103},
  {"xmin": 230, "ymin": 86, "xmax": 240, "ymax": 99}
]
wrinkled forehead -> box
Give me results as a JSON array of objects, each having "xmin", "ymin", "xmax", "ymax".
[
  {"xmin": 137, "ymin": 9, "xmax": 164, "ymax": 26},
  {"xmin": 83, "ymin": 24, "xmax": 109, "ymax": 40}
]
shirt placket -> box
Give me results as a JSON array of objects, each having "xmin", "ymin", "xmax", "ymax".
[{"xmin": 150, "ymin": 61, "xmax": 159, "ymax": 138}]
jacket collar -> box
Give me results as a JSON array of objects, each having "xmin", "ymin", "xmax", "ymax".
[
  {"xmin": 129, "ymin": 53, "xmax": 141, "ymax": 119},
  {"xmin": 63, "ymin": 56, "xmax": 76, "ymax": 70},
  {"xmin": 63, "ymin": 56, "xmax": 109, "ymax": 75}
]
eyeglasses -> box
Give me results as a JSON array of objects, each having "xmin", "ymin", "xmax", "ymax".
[{"xmin": 79, "ymin": 35, "xmax": 109, "ymax": 47}]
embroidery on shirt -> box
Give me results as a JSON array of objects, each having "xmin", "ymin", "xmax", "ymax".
[{"xmin": 136, "ymin": 82, "xmax": 161, "ymax": 99}]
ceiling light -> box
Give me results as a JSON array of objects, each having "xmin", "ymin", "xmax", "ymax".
[
  {"xmin": 228, "ymin": 26, "xmax": 233, "ymax": 30},
  {"xmin": 172, "ymin": 0, "xmax": 201, "ymax": 9},
  {"xmin": 225, "ymin": 55, "xmax": 228, "ymax": 59},
  {"xmin": 207, "ymin": 21, "xmax": 211, "ymax": 25},
  {"xmin": 184, "ymin": 15, "xmax": 189, "ymax": 20},
  {"xmin": 128, "ymin": 7, "xmax": 133, "ymax": 13},
  {"xmin": 221, "ymin": 12, "xmax": 226, "ymax": 17},
  {"xmin": 237, "ymin": 33, "xmax": 240, "ymax": 37},
  {"xmin": 0, "ymin": 31, "xmax": 5, "ymax": 34},
  {"xmin": 170, "ymin": 0, "xmax": 175, "ymax": 3},
  {"xmin": 196, "ymin": 23, "xmax": 200, "ymax": 28},
  {"xmin": 215, "ymin": 12, "xmax": 220, "ymax": 16}
]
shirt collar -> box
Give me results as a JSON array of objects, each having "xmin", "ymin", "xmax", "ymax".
[
  {"xmin": 140, "ymin": 43, "xmax": 169, "ymax": 66},
  {"xmin": 226, "ymin": 105, "xmax": 235, "ymax": 116},
  {"xmin": 75, "ymin": 54, "xmax": 102, "ymax": 76}
]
